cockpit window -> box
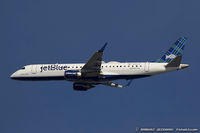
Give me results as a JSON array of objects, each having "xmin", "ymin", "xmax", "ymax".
[{"xmin": 21, "ymin": 67, "xmax": 25, "ymax": 70}]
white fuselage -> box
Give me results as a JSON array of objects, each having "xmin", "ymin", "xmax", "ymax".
[{"xmin": 10, "ymin": 61, "xmax": 188, "ymax": 83}]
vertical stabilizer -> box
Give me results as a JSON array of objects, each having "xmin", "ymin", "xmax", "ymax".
[{"xmin": 156, "ymin": 37, "xmax": 187, "ymax": 63}]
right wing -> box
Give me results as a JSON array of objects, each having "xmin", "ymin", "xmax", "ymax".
[{"xmin": 73, "ymin": 80, "xmax": 133, "ymax": 91}]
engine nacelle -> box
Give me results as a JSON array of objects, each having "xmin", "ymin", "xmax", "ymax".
[
  {"xmin": 64, "ymin": 70, "xmax": 81, "ymax": 80},
  {"xmin": 73, "ymin": 83, "xmax": 94, "ymax": 91}
]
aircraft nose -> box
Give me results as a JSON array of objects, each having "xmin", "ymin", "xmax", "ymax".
[{"xmin": 10, "ymin": 72, "xmax": 18, "ymax": 79}]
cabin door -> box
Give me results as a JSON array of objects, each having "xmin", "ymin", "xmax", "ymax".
[{"xmin": 31, "ymin": 65, "xmax": 37, "ymax": 74}]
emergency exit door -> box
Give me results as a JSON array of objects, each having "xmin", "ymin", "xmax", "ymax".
[{"xmin": 144, "ymin": 62, "xmax": 149, "ymax": 72}]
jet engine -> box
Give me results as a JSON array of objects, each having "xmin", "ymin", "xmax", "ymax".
[
  {"xmin": 64, "ymin": 70, "xmax": 81, "ymax": 80},
  {"xmin": 73, "ymin": 83, "xmax": 94, "ymax": 91}
]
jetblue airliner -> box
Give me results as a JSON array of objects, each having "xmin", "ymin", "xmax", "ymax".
[{"xmin": 10, "ymin": 37, "xmax": 189, "ymax": 91}]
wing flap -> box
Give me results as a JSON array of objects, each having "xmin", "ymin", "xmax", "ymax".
[{"xmin": 102, "ymin": 80, "xmax": 133, "ymax": 88}]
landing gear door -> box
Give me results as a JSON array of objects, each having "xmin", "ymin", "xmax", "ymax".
[
  {"xmin": 31, "ymin": 65, "xmax": 37, "ymax": 74},
  {"xmin": 144, "ymin": 62, "xmax": 149, "ymax": 72}
]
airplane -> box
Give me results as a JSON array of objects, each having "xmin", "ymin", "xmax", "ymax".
[{"xmin": 10, "ymin": 37, "xmax": 189, "ymax": 91}]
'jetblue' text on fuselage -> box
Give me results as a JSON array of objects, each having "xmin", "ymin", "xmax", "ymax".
[{"xmin": 40, "ymin": 65, "xmax": 67, "ymax": 72}]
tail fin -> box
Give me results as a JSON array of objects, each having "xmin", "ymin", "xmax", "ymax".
[{"xmin": 156, "ymin": 37, "xmax": 187, "ymax": 63}]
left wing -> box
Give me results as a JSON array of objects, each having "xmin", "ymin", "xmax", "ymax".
[{"xmin": 81, "ymin": 43, "xmax": 107, "ymax": 77}]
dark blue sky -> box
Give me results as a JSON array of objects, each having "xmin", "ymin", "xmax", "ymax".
[{"xmin": 1, "ymin": 0, "xmax": 200, "ymax": 132}]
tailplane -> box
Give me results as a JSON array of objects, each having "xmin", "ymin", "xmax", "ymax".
[
  {"xmin": 165, "ymin": 55, "xmax": 182, "ymax": 67},
  {"xmin": 156, "ymin": 37, "xmax": 187, "ymax": 63}
]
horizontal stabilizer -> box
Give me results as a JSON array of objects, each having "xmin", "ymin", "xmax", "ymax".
[{"xmin": 165, "ymin": 55, "xmax": 182, "ymax": 67}]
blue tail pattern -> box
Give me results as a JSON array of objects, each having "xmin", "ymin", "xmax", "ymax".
[{"xmin": 156, "ymin": 37, "xmax": 187, "ymax": 63}]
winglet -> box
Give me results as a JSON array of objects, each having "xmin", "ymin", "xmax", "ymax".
[
  {"xmin": 98, "ymin": 42, "xmax": 108, "ymax": 52},
  {"xmin": 165, "ymin": 55, "xmax": 182, "ymax": 67}
]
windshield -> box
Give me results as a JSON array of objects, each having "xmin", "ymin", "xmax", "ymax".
[{"xmin": 21, "ymin": 67, "xmax": 25, "ymax": 70}]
